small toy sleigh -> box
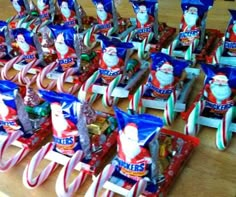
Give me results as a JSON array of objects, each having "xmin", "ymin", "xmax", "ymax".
[
  {"xmin": 85, "ymin": 128, "xmax": 199, "ymax": 197},
  {"xmin": 0, "ymin": 81, "xmax": 51, "ymax": 172},
  {"xmin": 23, "ymin": 91, "xmax": 118, "ymax": 197}
]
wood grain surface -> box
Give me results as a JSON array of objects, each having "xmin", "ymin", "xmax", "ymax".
[{"xmin": 0, "ymin": 0, "xmax": 236, "ymax": 197}]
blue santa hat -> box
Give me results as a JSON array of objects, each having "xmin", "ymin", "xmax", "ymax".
[
  {"xmin": 201, "ymin": 63, "xmax": 236, "ymax": 89},
  {"xmin": 92, "ymin": 0, "xmax": 113, "ymax": 14},
  {"xmin": 57, "ymin": 0, "xmax": 76, "ymax": 11},
  {"xmin": 12, "ymin": 28, "xmax": 36, "ymax": 48},
  {"xmin": 130, "ymin": 0, "xmax": 158, "ymax": 17},
  {"xmin": 0, "ymin": 20, "xmax": 7, "ymax": 36},
  {"xmin": 150, "ymin": 52, "xmax": 190, "ymax": 77},
  {"xmin": 0, "ymin": 80, "xmax": 18, "ymax": 95},
  {"xmin": 10, "ymin": 0, "xmax": 25, "ymax": 7},
  {"xmin": 114, "ymin": 107, "xmax": 163, "ymax": 146}
]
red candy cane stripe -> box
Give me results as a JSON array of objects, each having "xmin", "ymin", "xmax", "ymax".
[
  {"xmin": 0, "ymin": 130, "xmax": 29, "ymax": 172},
  {"xmin": 23, "ymin": 142, "xmax": 58, "ymax": 189},
  {"xmin": 55, "ymin": 150, "xmax": 88, "ymax": 197},
  {"xmin": 1, "ymin": 55, "xmax": 24, "ymax": 81},
  {"xmin": 36, "ymin": 61, "xmax": 58, "ymax": 90},
  {"xmin": 85, "ymin": 164, "xmax": 115, "ymax": 197},
  {"xmin": 57, "ymin": 68, "xmax": 80, "ymax": 94}
]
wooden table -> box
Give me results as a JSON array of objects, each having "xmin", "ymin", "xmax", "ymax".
[{"xmin": 0, "ymin": 0, "xmax": 235, "ymax": 196}]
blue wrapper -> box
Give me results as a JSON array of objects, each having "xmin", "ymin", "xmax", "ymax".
[
  {"xmin": 114, "ymin": 107, "xmax": 163, "ymax": 182},
  {"xmin": 10, "ymin": 0, "xmax": 30, "ymax": 19},
  {"xmin": 224, "ymin": 9, "xmax": 236, "ymax": 56},
  {"xmin": 201, "ymin": 63, "xmax": 236, "ymax": 112},
  {"xmin": 0, "ymin": 21, "xmax": 12, "ymax": 59},
  {"xmin": 36, "ymin": 0, "xmax": 55, "ymax": 22},
  {"xmin": 145, "ymin": 52, "xmax": 189, "ymax": 98},
  {"xmin": 39, "ymin": 90, "xmax": 91, "ymax": 157}
]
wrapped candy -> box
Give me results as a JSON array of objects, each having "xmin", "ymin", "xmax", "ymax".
[
  {"xmin": 201, "ymin": 63, "xmax": 236, "ymax": 116},
  {"xmin": 0, "ymin": 80, "xmax": 32, "ymax": 134},
  {"xmin": 98, "ymin": 35, "xmax": 133, "ymax": 84},
  {"xmin": 224, "ymin": 9, "xmax": 236, "ymax": 56},
  {"xmin": 39, "ymin": 90, "xmax": 91, "ymax": 158},
  {"xmin": 0, "ymin": 21, "xmax": 12, "ymax": 60},
  {"xmin": 114, "ymin": 107, "xmax": 163, "ymax": 185},
  {"xmin": 145, "ymin": 52, "xmax": 189, "ymax": 99},
  {"xmin": 130, "ymin": 0, "xmax": 158, "ymax": 40},
  {"xmin": 179, "ymin": 0, "xmax": 214, "ymax": 46}
]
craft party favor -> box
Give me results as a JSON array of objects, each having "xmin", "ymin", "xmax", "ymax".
[
  {"xmin": 36, "ymin": 24, "xmax": 99, "ymax": 94},
  {"xmin": 78, "ymin": 34, "xmax": 149, "ymax": 107},
  {"xmin": 23, "ymin": 90, "xmax": 118, "ymax": 197},
  {"xmin": 0, "ymin": 80, "xmax": 51, "ymax": 172},
  {"xmin": 182, "ymin": 63, "xmax": 236, "ymax": 150},
  {"xmin": 207, "ymin": 9, "xmax": 236, "ymax": 66},
  {"xmin": 86, "ymin": 107, "xmax": 199, "ymax": 197},
  {"xmin": 129, "ymin": 52, "xmax": 200, "ymax": 126},
  {"xmin": 161, "ymin": 0, "xmax": 218, "ymax": 62}
]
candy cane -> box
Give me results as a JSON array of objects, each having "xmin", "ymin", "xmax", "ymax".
[
  {"xmin": 55, "ymin": 150, "xmax": 88, "ymax": 197},
  {"xmin": 163, "ymin": 90, "xmax": 177, "ymax": 126},
  {"xmin": 85, "ymin": 164, "xmax": 115, "ymax": 197},
  {"xmin": 137, "ymin": 38, "xmax": 149, "ymax": 60},
  {"xmin": 1, "ymin": 55, "xmax": 24, "ymax": 81},
  {"xmin": 127, "ymin": 179, "xmax": 147, "ymax": 197},
  {"xmin": 83, "ymin": 26, "xmax": 97, "ymax": 49},
  {"xmin": 17, "ymin": 58, "xmax": 40, "ymax": 86},
  {"xmin": 103, "ymin": 190, "xmax": 114, "ymax": 197},
  {"xmin": 0, "ymin": 130, "xmax": 30, "ymax": 172},
  {"xmin": 33, "ymin": 20, "xmax": 50, "ymax": 34},
  {"xmin": 78, "ymin": 70, "xmax": 100, "ymax": 103},
  {"xmin": 128, "ymin": 85, "xmax": 145, "ymax": 113},
  {"xmin": 23, "ymin": 142, "xmax": 59, "ymax": 189},
  {"xmin": 57, "ymin": 68, "xmax": 81, "ymax": 94},
  {"xmin": 102, "ymin": 75, "xmax": 123, "ymax": 107},
  {"xmin": 36, "ymin": 61, "xmax": 58, "ymax": 90},
  {"xmin": 185, "ymin": 39, "xmax": 199, "ymax": 61},
  {"xmin": 216, "ymin": 106, "xmax": 234, "ymax": 151}
]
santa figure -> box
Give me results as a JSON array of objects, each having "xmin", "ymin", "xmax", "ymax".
[
  {"xmin": 118, "ymin": 123, "xmax": 152, "ymax": 164},
  {"xmin": 96, "ymin": 3, "xmax": 112, "ymax": 25},
  {"xmin": 180, "ymin": 6, "xmax": 200, "ymax": 32},
  {"xmin": 204, "ymin": 74, "xmax": 233, "ymax": 105},
  {"xmin": 136, "ymin": 5, "xmax": 154, "ymax": 29},
  {"xmin": 99, "ymin": 46, "xmax": 124, "ymax": 83},
  {"xmin": 51, "ymin": 102, "xmax": 78, "ymax": 138},
  {"xmin": 15, "ymin": 34, "xmax": 36, "ymax": 58},
  {"xmin": 11, "ymin": 0, "xmax": 26, "ymax": 17},
  {"xmin": 60, "ymin": 1, "xmax": 75, "ymax": 23},
  {"xmin": 37, "ymin": 0, "xmax": 50, "ymax": 20}
]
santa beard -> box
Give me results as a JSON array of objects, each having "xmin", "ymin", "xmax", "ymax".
[
  {"xmin": 103, "ymin": 53, "xmax": 119, "ymax": 68},
  {"xmin": 232, "ymin": 25, "xmax": 236, "ymax": 34},
  {"xmin": 37, "ymin": 0, "xmax": 46, "ymax": 11},
  {"xmin": 184, "ymin": 12, "xmax": 198, "ymax": 28},
  {"xmin": 55, "ymin": 42, "xmax": 69, "ymax": 57},
  {"xmin": 12, "ymin": 2, "xmax": 22, "ymax": 12},
  {"xmin": 120, "ymin": 133, "xmax": 141, "ymax": 163},
  {"xmin": 137, "ymin": 12, "xmax": 149, "ymax": 26},
  {"xmin": 61, "ymin": 7, "xmax": 71, "ymax": 18},
  {"xmin": 17, "ymin": 41, "xmax": 30, "ymax": 53},
  {"xmin": 155, "ymin": 71, "xmax": 174, "ymax": 88},
  {"xmin": 97, "ymin": 10, "xmax": 108, "ymax": 21},
  {"xmin": 210, "ymin": 84, "xmax": 232, "ymax": 104}
]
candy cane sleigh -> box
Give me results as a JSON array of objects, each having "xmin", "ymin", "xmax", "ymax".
[
  {"xmin": 128, "ymin": 67, "xmax": 200, "ymax": 126},
  {"xmin": 182, "ymin": 90, "xmax": 236, "ymax": 150},
  {"xmin": 23, "ymin": 111, "xmax": 118, "ymax": 197},
  {"xmin": 86, "ymin": 128, "xmax": 199, "ymax": 197}
]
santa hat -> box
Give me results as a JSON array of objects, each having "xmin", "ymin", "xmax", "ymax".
[
  {"xmin": 138, "ymin": 5, "xmax": 147, "ymax": 13},
  {"xmin": 104, "ymin": 46, "xmax": 117, "ymax": 55},
  {"xmin": 158, "ymin": 62, "xmax": 173, "ymax": 74},
  {"xmin": 212, "ymin": 73, "xmax": 228, "ymax": 85},
  {"xmin": 96, "ymin": 3, "xmax": 104, "ymax": 10},
  {"xmin": 56, "ymin": 33, "xmax": 65, "ymax": 43},
  {"xmin": 92, "ymin": 0, "xmax": 112, "ymax": 14},
  {"xmin": 123, "ymin": 123, "xmax": 139, "ymax": 142}
]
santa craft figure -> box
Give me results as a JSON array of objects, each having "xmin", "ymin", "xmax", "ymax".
[
  {"xmin": 225, "ymin": 10, "xmax": 236, "ymax": 56},
  {"xmin": 10, "ymin": 0, "xmax": 29, "ymax": 18},
  {"xmin": 180, "ymin": 6, "xmax": 199, "ymax": 32},
  {"xmin": 58, "ymin": 0, "xmax": 76, "ymax": 27},
  {"xmin": 37, "ymin": 0, "xmax": 51, "ymax": 21}
]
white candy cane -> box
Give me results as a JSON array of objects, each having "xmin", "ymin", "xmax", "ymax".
[
  {"xmin": 55, "ymin": 150, "xmax": 88, "ymax": 197},
  {"xmin": 17, "ymin": 58, "xmax": 40, "ymax": 86},
  {"xmin": 23, "ymin": 142, "xmax": 59, "ymax": 189},
  {"xmin": 57, "ymin": 68, "xmax": 81, "ymax": 94},
  {"xmin": 85, "ymin": 164, "xmax": 115, "ymax": 197},
  {"xmin": 36, "ymin": 61, "xmax": 58, "ymax": 90},
  {"xmin": 1, "ymin": 55, "xmax": 24, "ymax": 81},
  {"xmin": 0, "ymin": 130, "xmax": 30, "ymax": 172}
]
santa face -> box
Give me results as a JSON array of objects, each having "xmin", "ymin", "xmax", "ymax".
[
  {"xmin": 136, "ymin": 5, "xmax": 149, "ymax": 25},
  {"xmin": 60, "ymin": 1, "xmax": 71, "ymax": 18},
  {"xmin": 232, "ymin": 23, "xmax": 236, "ymax": 34},
  {"xmin": 51, "ymin": 103, "xmax": 68, "ymax": 136},
  {"xmin": 155, "ymin": 64, "xmax": 174, "ymax": 87},
  {"xmin": 210, "ymin": 83, "xmax": 232, "ymax": 103},
  {"xmin": 55, "ymin": 34, "xmax": 69, "ymax": 56},
  {"xmin": 120, "ymin": 125, "xmax": 141, "ymax": 162},
  {"xmin": 12, "ymin": 0, "xmax": 22, "ymax": 12},
  {"xmin": 37, "ymin": 0, "xmax": 46, "ymax": 11},
  {"xmin": 103, "ymin": 47, "xmax": 119, "ymax": 67},
  {"xmin": 16, "ymin": 34, "xmax": 30, "ymax": 53},
  {"xmin": 96, "ymin": 3, "xmax": 108, "ymax": 21},
  {"xmin": 184, "ymin": 7, "xmax": 198, "ymax": 28}
]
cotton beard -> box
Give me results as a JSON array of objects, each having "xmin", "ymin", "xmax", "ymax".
[
  {"xmin": 184, "ymin": 12, "xmax": 198, "ymax": 28},
  {"xmin": 137, "ymin": 12, "xmax": 149, "ymax": 26},
  {"xmin": 52, "ymin": 110, "xmax": 69, "ymax": 137},
  {"xmin": 210, "ymin": 83, "xmax": 232, "ymax": 104},
  {"xmin": 232, "ymin": 24, "xmax": 236, "ymax": 34},
  {"xmin": 103, "ymin": 53, "xmax": 119, "ymax": 68},
  {"xmin": 155, "ymin": 71, "xmax": 174, "ymax": 88},
  {"xmin": 17, "ymin": 41, "xmax": 30, "ymax": 53},
  {"xmin": 120, "ymin": 133, "xmax": 141, "ymax": 162},
  {"xmin": 55, "ymin": 42, "xmax": 69, "ymax": 57},
  {"xmin": 61, "ymin": 7, "xmax": 71, "ymax": 18},
  {"xmin": 97, "ymin": 10, "xmax": 108, "ymax": 21}
]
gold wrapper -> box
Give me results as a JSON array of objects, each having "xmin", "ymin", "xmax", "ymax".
[{"xmin": 87, "ymin": 116, "xmax": 109, "ymax": 135}]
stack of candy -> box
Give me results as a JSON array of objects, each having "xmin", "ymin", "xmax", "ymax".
[{"xmin": 0, "ymin": 0, "xmax": 235, "ymax": 196}]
